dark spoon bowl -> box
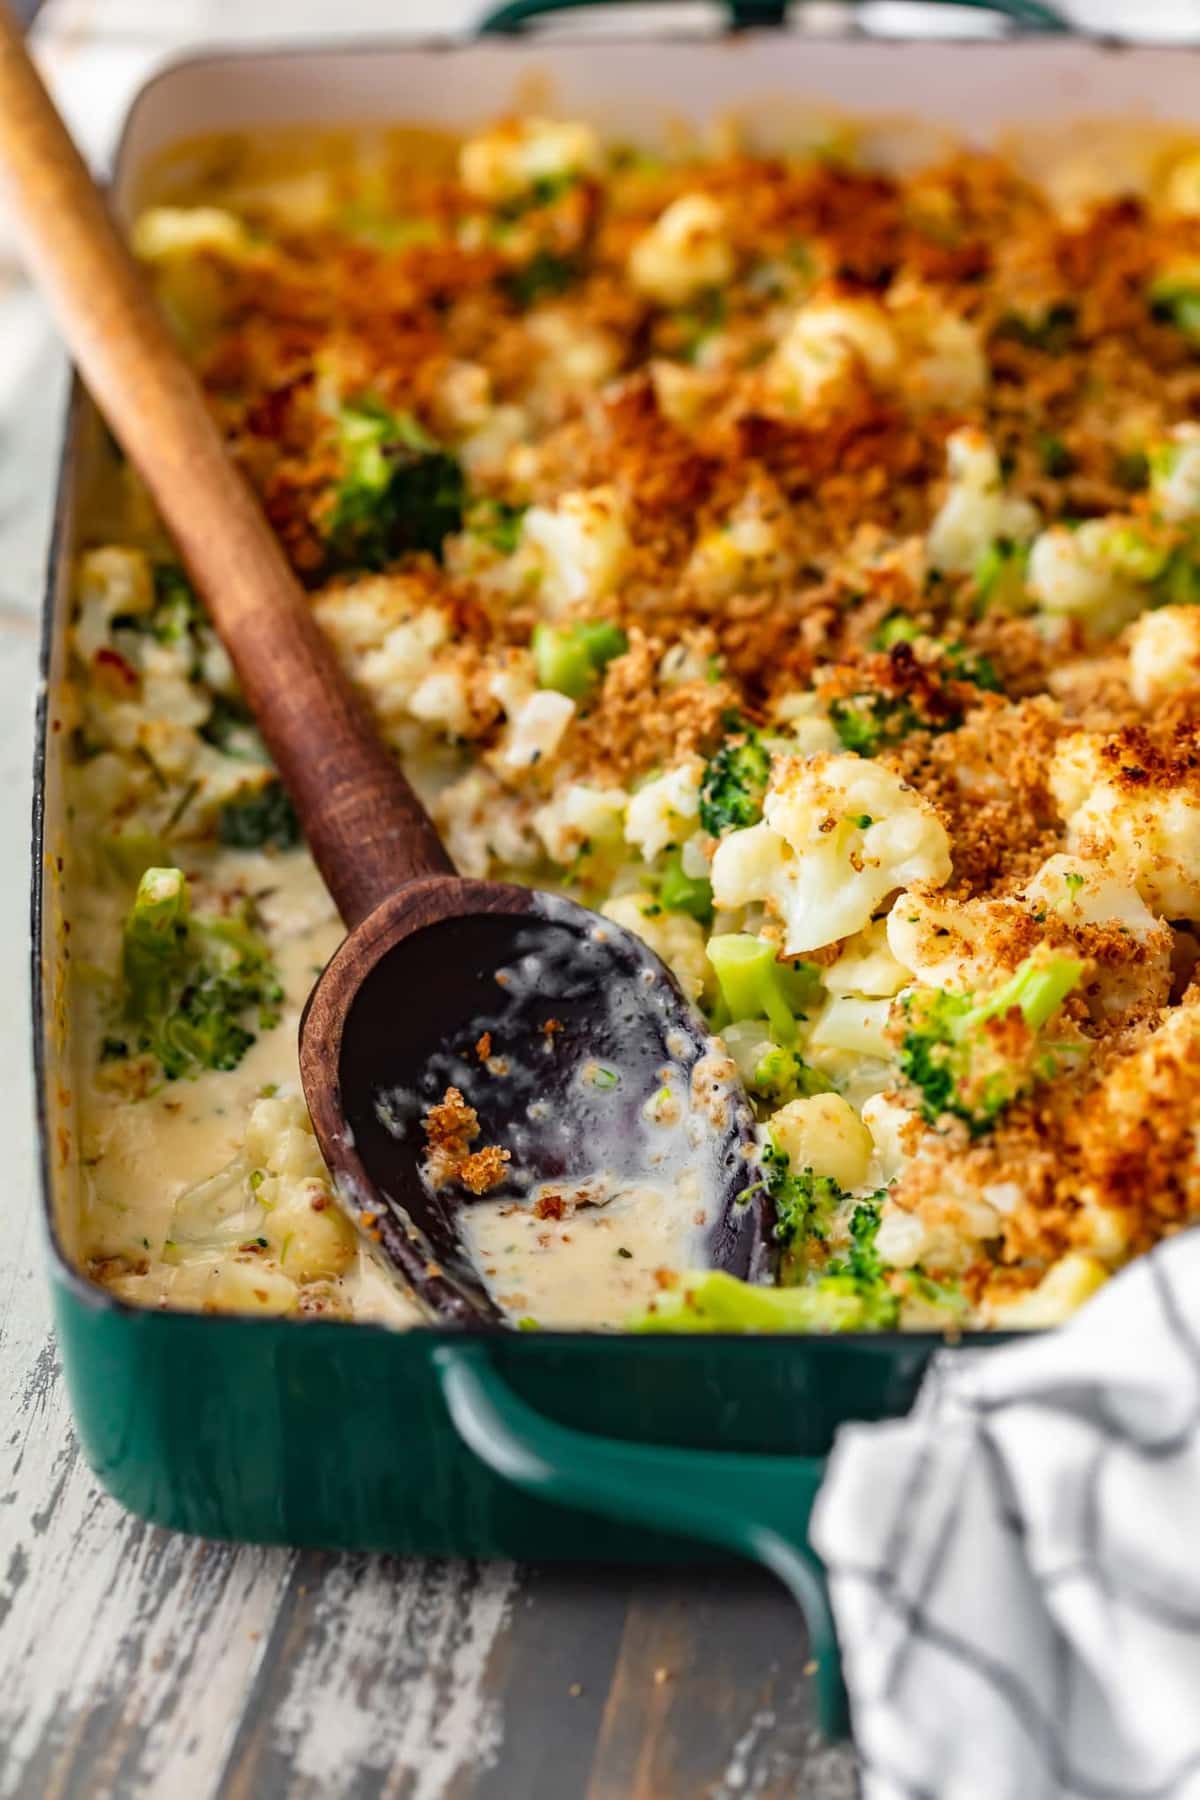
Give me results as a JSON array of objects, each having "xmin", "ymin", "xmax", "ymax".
[{"xmin": 300, "ymin": 880, "xmax": 773, "ymax": 1326}]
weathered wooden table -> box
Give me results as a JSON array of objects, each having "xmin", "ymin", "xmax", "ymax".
[{"xmin": 0, "ymin": 6, "xmax": 857, "ymax": 1792}]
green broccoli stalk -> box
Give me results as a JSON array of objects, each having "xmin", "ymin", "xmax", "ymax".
[
  {"xmin": 532, "ymin": 619, "xmax": 628, "ymax": 698},
  {"xmin": 707, "ymin": 934, "xmax": 818, "ymax": 1043},
  {"xmin": 629, "ymin": 1270, "xmax": 868, "ymax": 1334},
  {"xmin": 898, "ymin": 951, "xmax": 1086, "ymax": 1134},
  {"xmin": 698, "ymin": 725, "xmax": 772, "ymax": 835},
  {"xmin": 658, "ymin": 850, "xmax": 714, "ymax": 923},
  {"xmin": 326, "ymin": 398, "xmax": 465, "ymax": 571},
  {"xmin": 116, "ymin": 867, "xmax": 283, "ymax": 1082}
]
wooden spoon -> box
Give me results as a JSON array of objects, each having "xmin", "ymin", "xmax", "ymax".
[{"xmin": 0, "ymin": 9, "xmax": 771, "ymax": 1324}]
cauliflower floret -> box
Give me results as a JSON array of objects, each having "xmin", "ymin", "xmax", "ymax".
[
  {"xmin": 927, "ymin": 429, "xmax": 1039, "ymax": 576},
  {"xmin": 807, "ymin": 994, "xmax": 895, "ymax": 1065},
  {"xmin": 1150, "ymin": 422, "xmax": 1200, "ymax": 522},
  {"xmin": 897, "ymin": 295, "xmax": 987, "ymax": 410},
  {"xmin": 457, "ymin": 404, "xmax": 529, "ymax": 480},
  {"xmin": 407, "ymin": 664, "xmax": 474, "ymax": 739},
  {"xmin": 602, "ymin": 892, "xmax": 711, "ymax": 1003},
  {"xmin": 650, "ymin": 358, "xmax": 720, "ymax": 429},
  {"xmin": 74, "ymin": 546, "xmax": 155, "ymax": 662},
  {"xmin": 522, "ymin": 486, "xmax": 631, "ymax": 617},
  {"xmin": 131, "ymin": 205, "xmax": 255, "ymax": 263},
  {"xmin": 436, "ymin": 768, "xmax": 540, "ymax": 877},
  {"xmin": 532, "ymin": 781, "xmax": 627, "ymax": 864},
  {"xmin": 769, "ymin": 295, "xmax": 899, "ymax": 412},
  {"xmin": 886, "ymin": 888, "xmax": 1006, "ymax": 992},
  {"xmin": 1128, "ymin": 605, "xmax": 1200, "ymax": 706},
  {"xmin": 861, "ymin": 1092, "xmax": 923, "ymax": 1183},
  {"xmin": 711, "ymin": 753, "xmax": 952, "ymax": 955},
  {"xmin": 629, "ymin": 194, "xmax": 733, "ymax": 306},
  {"xmin": 767, "ymin": 1093, "xmax": 873, "ymax": 1189},
  {"xmin": 496, "ymin": 689, "xmax": 576, "ymax": 773},
  {"xmin": 823, "ymin": 919, "xmax": 911, "ymax": 999},
  {"xmin": 459, "ymin": 116, "xmax": 600, "ymax": 203},
  {"xmin": 1027, "ymin": 519, "xmax": 1156, "ymax": 638},
  {"xmin": 1051, "ymin": 729, "xmax": 1200, "ymax": 919},
  {"xmin": 526, "ymin": 310, "xmax": 621, "ymax": 392},
  {"xmin": 624, "ymin": 758, "xmax": 703, "ymax": 862},
  {"xmin": 768, "ymin": 691, "xmax": 841, "ymax": 757},
  {"xmin": 685, "ymin": 501, "xmax": 788, "ymax": 599},
  {"xmin": 243, "ymin": 1093, "xmax": 356, "ymax": 1284},
  {"xmin": 313, "ymin": 575, "xmax": 453, "ymax": 732}
]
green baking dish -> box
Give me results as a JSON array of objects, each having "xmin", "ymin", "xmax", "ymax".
[{"xmin": 35, "ymin": 2, "xmax": 1195, "ymax": 1739}]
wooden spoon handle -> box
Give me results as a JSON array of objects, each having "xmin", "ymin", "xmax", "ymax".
[{"xmin": 0, "ymin": 6, "xmax": 453, "ymax": 928}]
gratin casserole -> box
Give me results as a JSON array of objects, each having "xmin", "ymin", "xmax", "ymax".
[{"xmin": 65, "ymin": 112, "xmax": 1200, "ymax": 1333}]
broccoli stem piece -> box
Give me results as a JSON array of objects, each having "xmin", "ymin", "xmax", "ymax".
[
  {"xmin": 707, "ymin": 934, "xmax": 815, "ymax": 1043},
  {"xmin": 630, "ymin": 1270, "xmax": 867, "ymax": 1334},
  {"xmin": 899, "ymin": 951, "xmax": 1086, "ymax": 1134},
  {"xmin": 532, "ymin": 620, "xmax": 627, "ymax": 698},
  {"xmin": 659, "ymin": 850, "xmax": 713, "ymax": 923}
]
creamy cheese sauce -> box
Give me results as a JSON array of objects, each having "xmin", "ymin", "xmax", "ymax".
[
  {"xmin": 73, "ymin": 845, "xmax": 422, "ymax": 1327},
  {"xmin": 462, "ymin": 1170, "xmax": 712, "ymax": 1328}
]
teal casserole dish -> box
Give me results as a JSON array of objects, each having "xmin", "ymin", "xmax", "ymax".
[{"xmin": 32, "ymin": 4, "xmax": 1197, "ymax": 1738}]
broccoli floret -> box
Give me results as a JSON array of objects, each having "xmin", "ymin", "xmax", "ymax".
[
  {"xmin": 326, "ymin": 398, "xmax": 465, "ymax": 571},
  {"xmin": 819, "ymin": 1199, "xmax": 899, "ymax": 1328},
  {"xmin": 532, "ymin": 619, "xmax": 628, "ymax": 698},
  {"xmin": 974, "ymin": 538, "xmax": 1030, "ymax": 614},
  {"xmin": 871, "ymin": 614, "xmax": 1000, "ymax": 691},
  {"xmin": 763, "ymin": 1141, "xmax": 842, "ymax": 1276},
  {"xmin": 467, "ymin": 496, "xmax": 528, "ymax": 555},
  {"xmin": 829, "ymin": 689, "xmax": 919, "ymax": 755},
  {"xmin": 749, "ymin": 1043, "xmax": 831, "ymax": 1105},
  {"xmin": 116, "ymin": 867, "xmax": 283, "ymax": 1083},
  {"xmin": 218, "ymin": 780, "xmax": 301, "ymax": 851},
  {"xmin": 764, "ymin": 1147, "xmax": 900, "ymax": 1325},
  {"xmin": 148, "ymin": 563, "xmax": 203, "ymax": 647},
  {"xmin": 1036, "ymin": 432, "xmax": 1075, "ymax": 478},
  {"xmin": 698, "ymin": 725, "xmax": 772, "ymax": 835},
  {"xmin": 707, "ymin": 934, "xmax": 819, "ymax": 1042},
  {"xmin": 501, "ymin": 250, "xmax": 579, "ymax": 307},
  {"xmin": 629, "ymin": 1270, "xmax": 868, "ymax": 1334},
  {"xmin": 1149, "ymin": 273, "xmax": 1200, "ymax": 344},
  {"xmin": 1113, "ymin": 448, "xmax": 1149, "ymax": 492},
  {"xmin": 994, "ymin": 301, "xmax": 1078, "ymax": 353},
  {"xmin": 659, "ymin": 850, "xmax": 714, "ymax": 924},
  {"xmin": 1153, "ymin": 544, "xmax": 1200, "ymax": 607},
  {"xmin": 898, "ymin": 951, "xmax": 1086, "ymax": 1134}
]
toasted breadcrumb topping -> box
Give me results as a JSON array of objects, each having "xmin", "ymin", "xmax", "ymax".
[{"xmin": 73, "ymin": 121, "xmax": 1200, "ymax": 1330}]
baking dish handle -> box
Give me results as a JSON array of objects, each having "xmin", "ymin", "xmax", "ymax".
[
  {"xmin": 477, "ymin": 0, "xmax": 1069, "ymax": 36},
  {"xmin": 433, "ymin": 1341, "xmax": 848, "ymax": 1738}
]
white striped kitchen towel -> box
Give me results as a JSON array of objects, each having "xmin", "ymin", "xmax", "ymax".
[{"xmin": 811, "ymin": 1229, "xmax": 1200, "ymax": 1800}]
